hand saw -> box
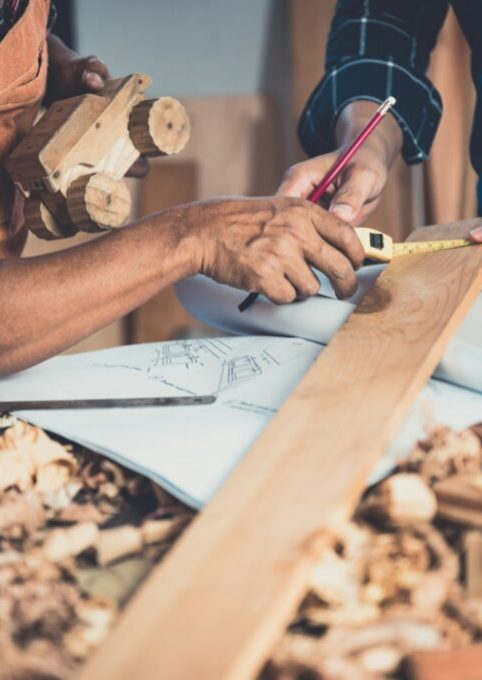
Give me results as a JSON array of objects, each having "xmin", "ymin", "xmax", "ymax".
[{"xmin": 355, "ymin": 227, "xmax": 474, "ymax": 263}]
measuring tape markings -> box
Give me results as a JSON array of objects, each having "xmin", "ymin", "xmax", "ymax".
[{"xmin": 393, "ymin": 239, "xmax": 473, "ymax": 257}]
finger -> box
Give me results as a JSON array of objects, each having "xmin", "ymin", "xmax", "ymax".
[
  {"xmin": 306, "ymin": 240, "xmax": 358, "ymax": 299},
  {"xmin": 307, "ymin": 206, "xmax": 365, "ymax": 270},
  {"xmin": 329, "ymin": 165, "xmax": 378, "ymax": 224},
  {"xmin": 277, "ymin": 156, "xmax": 337, "ymax": 200},
  {"xmin": 351, "ymin": 195, "xmax": 381, "ymax": 227},
  {"xmin": 262, "ymin": 277, "xmax": 297, "ymax": 306},
  {"xmin": 126, "ymin": 156, "xmax": 149, "ymax": 179},
  {"xmin": 80, "ymin": 56, "xmax": 110, "ymax": 91},
  {"xmin": 470, "ymin": 225, "xmax": 482, "ymax": 242},
  {"xmin": 284, "ymin": 259, "xmax": 320, "ymax": 300}
]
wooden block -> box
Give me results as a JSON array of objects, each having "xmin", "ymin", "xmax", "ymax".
[
  {"xmin": 403, "ymin": 646, "xmax": 482, "ymax": 680},
  {"xmin": 77, "ymin": 219, "xmax": 482, "ymax": 680}
]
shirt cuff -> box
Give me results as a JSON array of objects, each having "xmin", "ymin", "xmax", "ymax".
[{"xmin": 298, "ymin": 59, "xmax": 443, "ymax": 164}]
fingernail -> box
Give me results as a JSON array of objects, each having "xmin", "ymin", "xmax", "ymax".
[
  {"xmin": 85, "ymin": 72, "xmax": 104, "ymax": 88},
  {"xmin": 330, "ymin": 203, "xmax": 355, "ymax": 222},
  {"xmin": 470, "ymin": 226, "xmax": 482, "ymax": 240}
]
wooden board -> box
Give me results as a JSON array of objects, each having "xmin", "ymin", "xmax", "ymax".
[{"xmin": 77, "ymin": 219, "xmax": 482, "ymax": 680}]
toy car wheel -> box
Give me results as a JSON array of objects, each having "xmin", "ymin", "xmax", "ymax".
[
  {"xmin": 24, "ymin": 197, "xmax": 75, "ymax": 241},
  {"xmin": 66, "ymin": 172, "xmax": 132, "ymax": 233},
  {"xmin": 128, "ymin": 97, "xmax": 190, "ymax": 156}
]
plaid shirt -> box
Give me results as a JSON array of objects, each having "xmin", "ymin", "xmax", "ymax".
[
  {"xmin": 299, "ymin": 1, "xmax": 482, "ymax": 175},
  {"xmin": 0, "ymin": 0, "xmax": 56, "ymax": 40}
]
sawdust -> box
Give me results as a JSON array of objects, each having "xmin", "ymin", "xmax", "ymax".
[
  {"xmin": 261, "ymin": 423, "xmax": 482, "ymax": 680},
  {"xmin": 0, "ymin": 419, "xmax": 192, "ymax": 679},
  {"xmin": 1, "ymin": 418, "xmax": 482, "ymax": 679}
]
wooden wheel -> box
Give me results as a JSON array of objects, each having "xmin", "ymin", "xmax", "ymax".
[
  {"xmin": 66, "ymin": 173, "xmax": 132, "ymax": 233},
  {"xmin": 128, "ymin": 97, "xmax": 190, "ymax": 156},
  {"xmin": 24, "ymin": 197, "xmax": 76, "ymax": 240}
]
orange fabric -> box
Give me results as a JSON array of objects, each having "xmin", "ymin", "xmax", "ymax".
[{"xmin": 0, "ymin": 0, "xmax": 50, "ymax": 258}]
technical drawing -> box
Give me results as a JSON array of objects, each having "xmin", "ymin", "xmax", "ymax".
[
  {"xmin": 217, "ymin": 355, "xmax": 262, "ymax": 393},
  {"xmin": 89, "ymin": 336, "xmax": 317, "ymax": 401}
]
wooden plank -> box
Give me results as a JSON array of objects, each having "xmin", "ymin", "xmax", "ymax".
[{"xmin": 78, "ymin": 218, "xmax": 482, "ymax": 680}]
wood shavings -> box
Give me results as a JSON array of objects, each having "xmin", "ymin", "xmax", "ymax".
[
  {"xmin": 404, "ymin": 425, "xmax": 482, "ymax": 483},
  {"xmin": 2, "ymin": 415, "xmax": 482, "ymax": 680},
  {"xmin": 62, "ymin": 597, "xmax": 116, "ymax": 661},
  {"xmin": 0, "ymin": 418, "xmax": 193, "ymax": 678},
  {"xmin": 96, "ymin": 516, "xmax": 185, "ymax": 565},
  {"xmin": 43, "ymin": 522, "xmax": 99, "ymax": 562},
  {"xmin": 360, "ymin": 473, "xmax": 437, "ymax": 526},
  {"xmin": 262, "ymin": 422, "xmax": 482, "ymax": 680},
  {"xmin": 0, "ymin": 490, "xmax": 46, "ymax": 531},
  {"xmin": 57, "ymin": 501, "xmax": 105, "ymax": 525},
  {"xmin": 0, "ymin": 421, "xmax": 77, "ymax": 492},
  {"xmin": 96, "ymin": 525, "xmax": 144, "ymax": 566}
]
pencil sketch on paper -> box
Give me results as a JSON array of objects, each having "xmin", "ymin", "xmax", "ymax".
[{"xmin": 90, "ymin": 337, "xmax": 318, "ymax": 401}]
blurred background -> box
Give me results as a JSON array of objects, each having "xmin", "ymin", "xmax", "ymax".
[{"xmin": 24, "ymin": 0, "xmax": 478, "ymax": 351}]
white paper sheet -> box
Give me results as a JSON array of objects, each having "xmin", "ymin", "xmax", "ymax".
[
  {"xmin": 1, "ymin": 337, "xmax": 321, "ymax": 507},
  {"xmin": 2, "ymin": 336, "xmax": 481, "ymax": 509},
  {"xmin": 175, "ymin": 267, "xmax": 482, "ymax": 391}
]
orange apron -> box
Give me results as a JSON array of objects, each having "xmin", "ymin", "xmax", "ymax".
[{"xmin": 0, "ymin": 0, "xmax": 50, "ymax": 258}]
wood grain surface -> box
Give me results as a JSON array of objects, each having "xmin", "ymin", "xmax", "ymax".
[{"xmin": 77, "ymin": 219, "xmax": 482, "ymax": 680}]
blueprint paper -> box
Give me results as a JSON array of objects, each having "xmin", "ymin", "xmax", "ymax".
[
  {"xmin": 2, "ymin": 335, "xmax": 482, "ymax": 509},
  {"xmin": 175, "ymin": 268, "xmax": 482, "ymax": 391},
  {"xmin": 1, "ymin": 337, "xmax": 321, "ymax": 507}
]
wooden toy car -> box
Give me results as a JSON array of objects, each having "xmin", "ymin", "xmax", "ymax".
[{"xmin": 6, "ymin": 73, "xmax": 190, "ymax": 240}]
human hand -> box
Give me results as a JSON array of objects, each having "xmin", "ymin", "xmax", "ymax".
[
  {"xmin": 278, "ymin": 146, "xmax": 389, "ymax": 227},
  {"xmin": 470, "ymin": 225, "xmax": 482, "ymax": 243},
  {"xmin": 278, "ymin": 101, "xmax": 403, "ymax": 226},
  {"xmin": 185, "ymin": 196, "xmax": 364, "ymax": 304}
]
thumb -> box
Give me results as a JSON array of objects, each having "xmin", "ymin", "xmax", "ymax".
[
  {"xmin": 329, "ymin": 167, "xmax": 375, "ymax": 224},
  {"xmin": 277, "ymin": 154, "xmax": 338, "ymax": 199},
  {"xmin": 470, "ymin": 225, "xmax": 482, "ymax": 242}
]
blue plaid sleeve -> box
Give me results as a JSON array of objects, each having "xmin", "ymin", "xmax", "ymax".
[{"xmin": 299, "ymin": 0, "xmax": 450, "ymax": 164}]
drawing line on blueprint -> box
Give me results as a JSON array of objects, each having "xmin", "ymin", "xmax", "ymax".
[{"xmin": 84, "ymin": 338, "xmax": 316, "ymax": 400}]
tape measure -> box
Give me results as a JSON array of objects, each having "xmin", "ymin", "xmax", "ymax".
[{"xmin": 355, "ymin": 227, "xmax": 473, "ymax": 263}]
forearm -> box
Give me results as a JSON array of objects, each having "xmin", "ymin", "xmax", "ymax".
[
  {"xmin": 335, "ymin": 101, "xmax": 403, "ymax": 168},
  {"xmin": 0, "ymin": 209, "xmax": 197, "ymax": 376}
]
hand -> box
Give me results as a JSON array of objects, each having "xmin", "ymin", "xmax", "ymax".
[
  {"xmin": 185, "ymin": 196, "xmax": 364, "ymax": 303},
  {"xmin": 46, "ymin": 35, "xmax": 110, "ymax": 103},
  {"xmin": 278, "ymin": 101, "xmax": 403, "ymax": 226},
  {"xmin": 470, "ymin": 225, "xmax": 482, "ymax": 242},
  {"xmin": 278, "ymin": 146, "xmax": 389, "ymax": 227}
]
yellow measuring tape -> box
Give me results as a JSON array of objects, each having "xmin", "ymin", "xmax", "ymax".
[{"xmin": 355, "ymin": 227, "xmax": 473, "ymax": 263}]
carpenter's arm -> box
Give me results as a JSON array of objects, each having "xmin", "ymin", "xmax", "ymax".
[
  {"xmin": 0, "ymin": 196, "xmax": 364, "ymax": 376},
  {"xmin": 0, "ymin": 210, "xmax": 194, "ymax": 375}
]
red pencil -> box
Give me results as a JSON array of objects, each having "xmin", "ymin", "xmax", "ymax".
[{"xmin": 238, "ymin": 96, "xmax": 397, "ymax": 312}]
